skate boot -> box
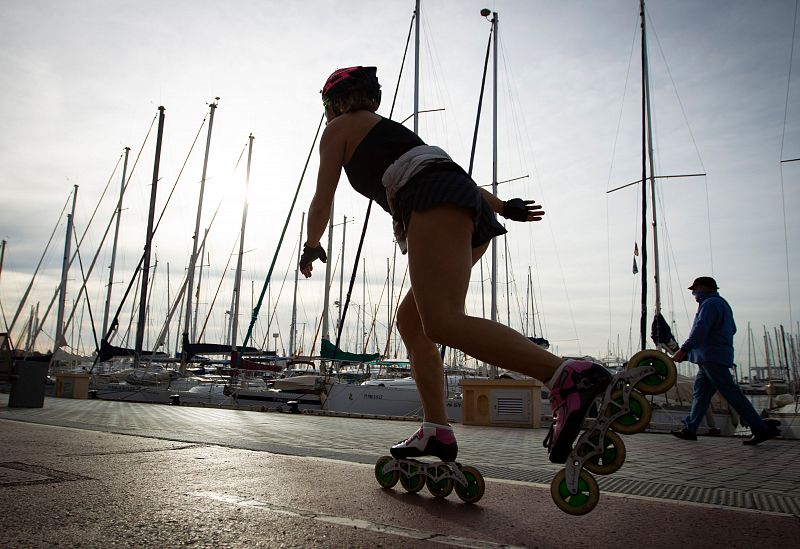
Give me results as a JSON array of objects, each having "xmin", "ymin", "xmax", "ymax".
[
  {"xmin": 375, "ymin": 423, "xmax": 484, "ymax": 503},
  {"xmin": 549, "ymin": 349, "xmax": 678, "ymax": 515},
  {"xmin": 390, "ymin": 422, "xmax": 458, "ymax": 462},
  {"xmin": 543, "ymin": 360, "xmax": 612, "ymax": 464}
]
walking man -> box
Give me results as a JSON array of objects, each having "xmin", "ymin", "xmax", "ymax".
[{"xmin": 671, "ymin": 276, "xmax": 781, "ymax": 445}]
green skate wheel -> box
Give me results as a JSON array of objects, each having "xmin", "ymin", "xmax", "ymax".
[
  {"xmin": 578, "ymin": 430, "xmax": 627, "ymax": 475},
  {"xmin": 607, "ymin": 390, "xmax": 652, "ymax": 435},
  {"xmin": 627, "ymin": 349, "xmax": 677, "ymax": 395},
  {"xmin": 426, "ymin": 475, "xmax": 454, "ymax": 498},
  {"xmin": 550, "ymin": 468, "xmax": 600, "ymax": 515},
  {"xmin": 399, "ymin": 472, "xmax": 426, "ymax": 493},
  {"xmin": 454, "ymin": 466, "xmax": 485, "ymax": 504},
  {"xmin": 374, "ymin": 456, "xmax": 399, "ymax": 489}
]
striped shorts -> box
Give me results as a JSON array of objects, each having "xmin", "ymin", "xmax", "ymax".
[{"xmin": 395, "ymin": 163, "xmax": 507, "ymax": 249}]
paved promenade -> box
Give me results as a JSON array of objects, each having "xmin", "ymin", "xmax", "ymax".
[{"xmin": 1, "ymin": 394, "xmax": 798, "ymax": 548}]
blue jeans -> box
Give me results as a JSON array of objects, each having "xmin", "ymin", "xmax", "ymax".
[{"xmin": 683, "ymin": 363, "xmax": 768, "ymax": 434}]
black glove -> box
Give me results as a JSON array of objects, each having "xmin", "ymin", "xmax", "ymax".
[
  {"xmin": 500, "ymin": 198, "xmax": 535, "ymax": 222},
  {"xmin": 299, "ymin": 243, "xmax": 327, "ymax": 270}
]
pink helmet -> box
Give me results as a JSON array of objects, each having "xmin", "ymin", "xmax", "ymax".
[{"xmin": 321, "ymin": 66, "xmax": 381, "ymax": 104}]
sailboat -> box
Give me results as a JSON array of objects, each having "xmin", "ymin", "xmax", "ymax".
[{"xmin": 608, "ymin": 1, "xmax": 740, "ymax": 435}]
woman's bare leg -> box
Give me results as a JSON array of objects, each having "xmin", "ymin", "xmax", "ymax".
[
  {"xmin": 397, "ymin": 236, "xmax": 549, "ymax": 425},
  {"xmin": 406, "ymin": 205, "xmax": 563, "ymax": 388},
  {"xmin": 396, "ymin": 290, "xmax": 449, "ymax": 424}
]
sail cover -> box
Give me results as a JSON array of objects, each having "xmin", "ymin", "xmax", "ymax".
[
  {"xmin": 650, "ymin": 313, "xmax": 679, "ymax": 353},
  {"xmin": 320, "ymin": 338, "xmax": 380, "ymax": 363}
]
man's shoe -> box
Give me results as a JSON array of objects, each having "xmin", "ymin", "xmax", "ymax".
[
  {"xmin": 671, "ymin": 428, "xmax": 697, "ymax": 441},
  {"xmin": 742, "ymin": 426, "xmax": 781, "ymax": 446},
  {"xmin": 706, "ymin": 427, "xmax": 721, "ymax": 436}
]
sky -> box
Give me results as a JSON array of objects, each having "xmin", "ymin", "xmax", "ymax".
[{"xmin": 0, "ymin": 0, "xmax": 798, "ymax": 374}]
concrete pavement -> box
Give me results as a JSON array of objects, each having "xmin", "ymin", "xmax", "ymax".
[{"xmin": 1, "ymin": 394, "xmax": 798, "ymax": 548}]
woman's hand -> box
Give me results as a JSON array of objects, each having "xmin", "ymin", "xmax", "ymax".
[
  {"xmin": 500, "ymin": 198, "xmax": 545, "ymax": 222},
  {"xmin": 299, "ymin": 243, "xmax": 327, "ymax": 278}
]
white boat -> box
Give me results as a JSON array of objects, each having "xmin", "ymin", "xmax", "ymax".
[
  {"xmin": 360, "ymin": 376, "xmax": 416, "ymax": 389},
  {"xmin": 766, "ymin": 397, "xmax": 800, "ymax": 439},
  {"xmin": 645, "ymin": 375, "xmax": 740, "ymax": 435},
  {"xmin": 324, "ymin": 381, "xmax": 464, "ymax": 421},
  {"xmin": 272, "ymin": 375, "xmax": 325, "ymax": 392}
]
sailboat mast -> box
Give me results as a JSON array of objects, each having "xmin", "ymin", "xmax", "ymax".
[
  {"xmin": 165, "ymin": 262, "xmax": 171, "ymax": 355},
  {"xmin": 489, "ymin": 10, "xmax": 499, "ymax": 377},
  {"xmin": 641, "ymin": 0, "xmax": 662, "ymax": 317},
  {"xmin": 527, "ymin": 266, "xmax": 533, "ymax": 336},
  {"xmin": 192, "ymin": 232, "xmax": 209, "ymax": 343},
  {"xmin": 146, "ymin": 254, "xmax": 159, "ymax": 350},
  {"xmin": 290, "ymin": 212, "xmax": 305, "ymax": 356},
  {"xmin": 362, "ymin": 258, "xmax": 366, "ymax": 353},
  {"xmin": 0, "ymin": 239, "xmax": 6, "ymax": 331},
  {"xmin": 321, "ymin": 206, "xmax": 335, "ymax": 344},
  {"xmin": 389, "ymin": 245, "xmax": 397, "ymax": 355},
  {"xmin": 0, "ymin": 239, "xmax": 5, "ymax": 286},
  {"xmin": 763, "ymin": 327, "xmax": 772, "ymax": 380},
  {"xmin": 134, "ymin": 105, "xmax": 165, "ymax": 367},
  {"xmin": 638, "ymin": 0, "xmax": 649, "ymax": 350},
  {"xmin": 413, "ymin": 0, "xmax": 420, "ymax": 134},
  {"xmin": 25, "ymin": 306, "xmax": 34, "ymax": 351},
  {"xmin": 747, "ymin": 321, "xmax": 753, "ymax": 381},
  {"xmin": 780, "ymin": 324, "xmax": 792, "ymax": 384},
  {"xmin": 387, "ymin": 258, "xmax": 391, "ymax": 351},
  {"xmin": 182, "ymin": 99, "xmax": 218, "ymax": 358},
  {"xmin": 102, "ymin": 147, "xmax": 130, "ymax": 336},
  {"xmin": 230, "ymin": 133, "xmax": 254, "ymax": 348},
  {"xmin": 55, "ymin": 185, "xmax": 78, "ymax": 348},
  {"xmin": 504, "ymin": 232, "xmax": 511, "ymax": 327},
  {"xmin": 338, "ymin": 216, "xmax": 347, "ymax": 334}
]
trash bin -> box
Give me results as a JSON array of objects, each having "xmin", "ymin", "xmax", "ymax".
[
  {"xmin": 8, "ymin": 360, "xmax": 48, "ymax": 408},
  {"xmin": 55, "ymin": 373, "xmax": 91, "ymax": 399}
]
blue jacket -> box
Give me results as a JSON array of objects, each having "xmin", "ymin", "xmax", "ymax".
[{"xmin": 681, "ymin": 292, "xmax": 737, "ymax": 367}]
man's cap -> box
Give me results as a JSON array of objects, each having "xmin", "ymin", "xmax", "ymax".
[{"xmin": 688, "ymin": 276, "xmax": 719, "ymax": 290}]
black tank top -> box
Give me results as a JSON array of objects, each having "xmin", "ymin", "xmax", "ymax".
[{"xmin": 343, "ymin": 117, "xmax": 425, "ymax": 213}]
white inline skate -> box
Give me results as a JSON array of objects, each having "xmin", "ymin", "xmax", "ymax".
[{"xmin": 374, "ymin": 422, "xmax": 485, "ymax": 503}]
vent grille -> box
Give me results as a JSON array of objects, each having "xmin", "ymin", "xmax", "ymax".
[{"xmin": 496, "ymin": 398, "xmax": 524, "ymax": 415}]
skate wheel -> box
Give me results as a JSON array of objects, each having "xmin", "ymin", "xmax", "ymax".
[
  {"xmin": 399, "ymin": 473, "xmax": 426, "ymax": 493},
  {"xmin": 426, "ymin": 474, "xmax": 454, "ymax": 498},
  {"xmin": 374, "ymin": 456, "xmax": 399, "ymax": 489},
  {"xmin": 607, "ymin": 390, "xmax": 652, "ymax": 434},
  {"xmin": 550, "ymin": 469, "xmax": 600, "ymax": 515},
  {"xmin": 454, "ymin": 466, "xmax": 485, "ymax": 504},
  {"xmin": 627, "ymin": 349, "xmax": 677, "ymax": 395},
  {"xmin": 578, "ymin": 430, "xmax": 627, "ymax": 475}
]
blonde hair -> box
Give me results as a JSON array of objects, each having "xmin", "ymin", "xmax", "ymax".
[{"xmin": 329, "ymin": 89, "xmax": 380, "ymax": 116}]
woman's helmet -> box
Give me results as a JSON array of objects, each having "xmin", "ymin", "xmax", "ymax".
[{"xmin": 321, "ymin": 66, "xmax": 381, "ymax": 109}]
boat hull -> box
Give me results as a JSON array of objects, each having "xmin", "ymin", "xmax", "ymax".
[{"xmin": 324, "ymin": 383, "xmax": 463, "ymax": 421}]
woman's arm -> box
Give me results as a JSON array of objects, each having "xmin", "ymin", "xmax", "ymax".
[
  {"xmin": 478, "ymin": 186, "xmax": 503, "ymax": 214},
  {"xmin": 305, "ymin": 123, "xmax": 346, "ymax": 247},
  {"xmin": 479, "ymin": 186, "xmax": 546, "ymax": 222}
]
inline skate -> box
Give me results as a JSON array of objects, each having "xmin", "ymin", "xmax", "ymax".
[{"xmin": 549, "ymin": 350, "xmax": 677, "ymax": 515}]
